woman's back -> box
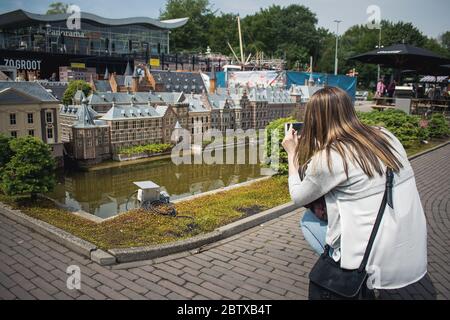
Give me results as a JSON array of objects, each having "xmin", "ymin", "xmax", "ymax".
[
  {"xmin": 323, "ymin": 128, "xmax": 427, "ymax": 289},
  {"xmin": 284, "ymin": 86, "xmax": 428, "ymax": 292}
]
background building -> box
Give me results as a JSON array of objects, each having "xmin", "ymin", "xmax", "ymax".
[
  {"xmin": 59, "ymin": 65, "xmax": 97, "ymax": 82},
  {"xmin": 0, "ymin": 9, "xmax": 188, "ymax": 80}
]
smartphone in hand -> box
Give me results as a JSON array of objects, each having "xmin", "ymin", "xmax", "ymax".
[{"xmin": 285, "ymin": 122, "xmax": 304, "ymax": 136}]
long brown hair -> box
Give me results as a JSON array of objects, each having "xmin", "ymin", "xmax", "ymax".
[{"xmin": 297, "ymin": 86, "xmax": 403, "ymax": 178}]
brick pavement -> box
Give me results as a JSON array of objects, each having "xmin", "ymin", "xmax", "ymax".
[{"xmin": 0, "ymin": 145, "xmax": 449, "ymax": 300}]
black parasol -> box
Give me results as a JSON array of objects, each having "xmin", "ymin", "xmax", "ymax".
[{"xmin": 349, "ymin": 43, "xmax": 450, "ymax": 76}]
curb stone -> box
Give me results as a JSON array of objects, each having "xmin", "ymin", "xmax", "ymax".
[
  {"xmin": 0, "ymin": 203, "xmax": 116, "ymax": 266},
  {"xmin": 408, "ymin": 140, "xmax": 450, "ymax": 161},
  {"xmin": 91, "ymin": 249, "xmax": 117, "ymax": 266}
]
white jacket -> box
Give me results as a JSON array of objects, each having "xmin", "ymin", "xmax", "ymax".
[{"xmin": 288, "ymin": 128, "xmax": 427, "ymax": 289}]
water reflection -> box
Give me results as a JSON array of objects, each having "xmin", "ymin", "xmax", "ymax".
[{"xmin": 50, "ymin": 147, "xmax": 264, "ymax": 218}]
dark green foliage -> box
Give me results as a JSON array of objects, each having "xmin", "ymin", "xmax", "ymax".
[
  {"xmin": 161, "ymin": 0, "xmax": 448, "ymax": 84},
  {"xmin": 46, "ymin": 2, "xmax": 68, "ymax": 14},
  {"xmin": 266, "ymin": 111, "xmax": 449, "ymax": 174},
  {"xmin": 62, "ymin": 80, "xmax": 92, "ymax": 106},
  {"xmin": 161, "ymin": 1, "xmax": 324, "ymax": 68},
  {"xmin": 357, "ymin": 109, "xmax": 432, "ymax": 148},
  {"xmin": 265, "ymin": 117, "xmax": 297, "ymax": 174},
  {"xmin": 0, "ymin": 134, "xmax": 12, "ymax": 174},
  {"xmin": 160, "ymin": 0, "xmax": 215, "ymax": 52},
  {"xmin": 317, "ymin": 21, "xmax": 449, "ymax": 88},
  {"xmin": 118, "ymin": 143, "xmax": 173, "ymax": 156},
  {"xmin": 1, "ymin": 137, "xmax": 56, "ymax": 198},
  {"xmin": 440, "ymin": 31, "xmax": 450, "ymax": 53},
  {"xmin": 428, "ymin": 114, "xmax": 450, "ymax": 138}
]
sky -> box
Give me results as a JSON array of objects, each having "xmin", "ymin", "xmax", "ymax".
[{"xmin": 0, "ymin": 0, "xmax": 449, "ymax": 38}]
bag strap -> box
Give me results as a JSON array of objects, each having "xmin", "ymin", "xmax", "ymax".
[{"xmin": 357, "ymin": 168, "xmax": 394, "ymax": 273}]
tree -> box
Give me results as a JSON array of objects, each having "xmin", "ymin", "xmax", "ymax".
[
  {"xmin": 243, "ymin": 5, "xmax": 320, "ymax": 68},
  {"xmin": 0, "ymin": 134, "xmax": 12, "ymax": 178},
  {"xmin": 424, "ymin": 37, "xmax": 450, "ymax": 58},
  {"xmin": 317, "ymin": 20, "xmax": 448, "ymax": 89},
  {"xmin": 62, "ymin": 80, "xmax": 92, "ymax": 105},
  {"xmin": 381, "ymin": 21, "xmax": 427, "ymax": 47},
  {"xmin": 46, "ymin": 2, "xmax": 69, "ymax": 15},
  {"xmin": 207, "ymin": 13, "xmax": 239, "ymax": 55},
  {"xmin": 440, "ymin": 31, "xmax": 450, "ymax": 53},
  {"xmin": 160, "ymin": 0, "xmax": 214, "ymax": 52},
  {"xmin": 1, "ymin": 137, "xmax": 56, "ymax": 198}
]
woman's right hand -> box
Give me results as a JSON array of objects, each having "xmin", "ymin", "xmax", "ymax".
[{"xmin": 282, "ymin": 127, "xmax": 299, "ymax": 158}]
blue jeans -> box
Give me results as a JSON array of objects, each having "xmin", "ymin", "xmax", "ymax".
[{"xmin": 300, "ymin": 209, "xmax": 328, "ymax": 255}]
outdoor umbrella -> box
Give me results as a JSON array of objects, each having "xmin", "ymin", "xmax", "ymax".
[{"xmin": 349, "ymin": 43, "xmax": 450, "ymax": 75}]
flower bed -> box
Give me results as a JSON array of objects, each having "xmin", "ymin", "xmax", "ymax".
[{"xmin": 114, "ymin": 143, "xmax": 173, "ymax": 162}]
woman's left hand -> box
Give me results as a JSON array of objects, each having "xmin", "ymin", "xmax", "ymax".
[{"xmin": 282, "ymin": 128, "xmax": 299, "ymax": 157}]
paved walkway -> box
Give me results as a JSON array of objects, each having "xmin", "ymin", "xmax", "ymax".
[{"xmin": 0, "ymin": 145, "xmax": 449, "ymax": 300}]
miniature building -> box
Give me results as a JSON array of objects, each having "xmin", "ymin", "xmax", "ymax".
[
  {"xmin": 59, "ymin": 66, "xmax": 98, "ymax": 82},
  {"xmin": 185, "ymin": 94, "xmax": 211, "ymax": 140},
  {"xmin": 39, "ymin": 80, "xmax": 68, "ymax": 102},
  {"xmin": 150, "ymin": 70, "xmax": 206, "ymax": 94},
  {"xmin": 206, "ymin": 89, "xmax": 242, "ymax": 132},
  {"xmin": 0, "ymin": 81, "xmax": 64, "ymax": 166},
  {"xmin": 71, "ymin": 98, "xmax": 111, "ymax": 163},
  {"xmin": 99, "ymin": 99, "xmax": 179, "ymax": 152},
  {"xmin": 59, "ymin": 83, "xmax": 305, "ymax": 164}
]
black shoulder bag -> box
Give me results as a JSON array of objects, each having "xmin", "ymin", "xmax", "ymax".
[{"xmin": 308, "ymin": 168, "xmax": 394, "ymax": 300}]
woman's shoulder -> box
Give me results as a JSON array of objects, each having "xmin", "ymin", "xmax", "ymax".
[
  {"xmin": 374, "ymin": 126, "xmax": 401, "ymax": 142},
  {"xmin": 372, "ymin": 126, "xmax": 409, "ymax": 159}
]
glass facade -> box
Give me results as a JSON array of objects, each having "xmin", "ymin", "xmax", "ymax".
[{"xmin": 0, "ymin": 21, "xmax": 169, "ymax": 58}]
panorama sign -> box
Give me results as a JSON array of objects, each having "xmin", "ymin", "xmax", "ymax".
[{"xmin": 46, "ymin": 29, "xmax": 86, "ymax": 39}]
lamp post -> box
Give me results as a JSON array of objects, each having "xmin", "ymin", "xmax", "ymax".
[
  {"xmin": 334, "ymin": 20, "xmax": 342, "ymax": 75},
  {"xmin": 375, "ymin": 27, "xmax": 383, "ymax": 82},
  {"xmin": 45, "ymin": 23, "xmax": 51, "ymax": 53}
]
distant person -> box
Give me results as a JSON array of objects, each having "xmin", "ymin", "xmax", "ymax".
[
  {"xmin": 282, "ymin": 86, "xmax": 427, "ymax": 299},
  {"xmin": 387, "ymin": 80, "xmax": 396, "ymax": 104},
  {"xmin": 387, "ymin": 80, "xmax": 396, "ymax": 97},
  {"xmin": 376, "ymin": 79, "xmax": 385, "ymax": 98}
]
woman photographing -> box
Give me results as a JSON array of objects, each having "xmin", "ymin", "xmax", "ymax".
[{"xmin": 282, "ymin": 86, "xmax": 427, "ymax": 299}]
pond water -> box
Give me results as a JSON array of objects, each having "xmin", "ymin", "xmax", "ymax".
[{"xmin": 49, "ymin": 145, "xmax": 266, "ymax": 218}]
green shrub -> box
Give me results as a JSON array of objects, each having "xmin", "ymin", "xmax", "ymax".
[
  {"xmin": 1, "ymin": 136, "xmax": 56, "ymax": 198},
  {"xmin": 265, "ymin": 117, "xmax": 297, "ymax": 175},
  {"xmin": 0, "ymin": 134, "xmax": 12, "ymax": 178},
  {"xmin": 118, "ymin": 143, "xmax": 173, "ymax": 156},
  {"xmin": 428, "ymin": 114, "xmax": 450, "ymax": 138},
  {"xmin": 357, "ymin": 109, "xmax": 431, "ymax": 148}
]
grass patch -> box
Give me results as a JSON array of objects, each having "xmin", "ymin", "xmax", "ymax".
[
  {"xmin": 405, "ymin": 138, "xmax": 449, "ymax": 157},
  {"xmin": 0, "ymin": 176, "xmax": 289, "ymax": 250}
]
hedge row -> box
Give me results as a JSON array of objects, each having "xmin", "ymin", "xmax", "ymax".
[{"xmin": 118, "ymin": 143, "xmax": 173, "ymax": 156}]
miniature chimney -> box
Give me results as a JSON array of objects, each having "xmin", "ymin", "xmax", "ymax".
[{"xmin": 209, "ymin": 68, "xmax": 217, "ymax": 94}]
